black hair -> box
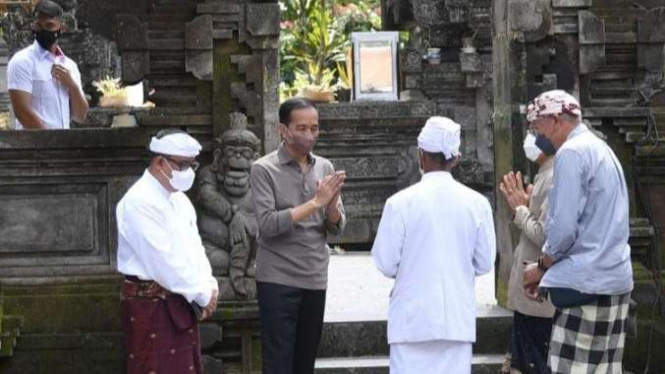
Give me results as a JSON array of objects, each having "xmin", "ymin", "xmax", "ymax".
[
  {"xmin": 279, "ymin": 97, "xmax": 316, "ymax": 126},
  {"xmin": 33, "ymin": 1, "xmax": 64, "ymax": 19},
  {"xmin": 155, "ymin": 128, "xmax": 187, "ymax": 139},
  {"xmin": 421, "ymin": 150, "xmax": 454, "ymax": 167}
]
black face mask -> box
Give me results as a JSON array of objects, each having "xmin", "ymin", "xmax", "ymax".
[
  {"xmin": 535, "ymin": 134, "xmax": 556, "ymax": 156},
  {"xmin": 34, "ymin": 28, "xmax": 60, "ymax": 50}
]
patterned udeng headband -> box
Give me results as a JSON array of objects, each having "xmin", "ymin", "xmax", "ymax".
[{"xmin": 529, "ymin": 90, "xmax": 582, "ymax": 120}]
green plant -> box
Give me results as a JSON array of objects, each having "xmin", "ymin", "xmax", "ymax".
[
  {"xmin": 335, "ymin": 61, "xmax": 351, "ymax": 89},
  {"xmin": 279, "ymin": 0, "xmax": 381, "ymax": 101},
  {"xmin": 334, "ymin": 0, "xmax": 381, "ymax": 35},
  {"xmin": 298, "ymin": 62, "xmax": 336, "ymax": 89},
  {"xmin": 281, "ymin": 3, "xmax": 349, "ymax": 86},
  {"xmin": 280, "ymin": 0, "xmax": 316, "ymax": 84}
]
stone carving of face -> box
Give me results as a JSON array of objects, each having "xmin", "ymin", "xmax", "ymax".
[
  {"xmin": 220, "ymin": 144, "xmax": 257, "ymax": 197},
  {"xmin": 223, "ymin": 145, "xmax": 256, "ymax": 172},
  {"xmin": 223, "ymin": 170, "xmax": 251, "ymax": 197},
  {"xmin": 215, "ymin": 113, "xmax": 261, "ymax": 197}
]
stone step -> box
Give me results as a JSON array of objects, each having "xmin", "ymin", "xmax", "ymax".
[
  {"xmin": 137, "ymin": 113, "xmax": 212, "ymax": 127},
  {"xmin": 624, "ymin": 132, "xmax": 646, "ymax": 143},
  {"xmin": 605, "ymin": 22, "xmax": 635, "ymax": 33},
  {"xmin": 317, "ymin": 306, "xmax": 512, "ymax": 359},
  {"xmin": 583, "ymin": 107, "xmax": 649, "ymax": 119},
  {"xmin": 148, "ymin": 30, "xmax": 185, "ymax": 40},
  {"xmin": 151, "ymin": 60, "xmax": 186, "ymax": 72},
  {"xmin": 147, "ymin": 21, "xmax": 183, "ymax": 31},
  {"xmin": 604, "ymin": 32, "xmax": 637, "ymax": 44},
  {"xmin": 150, "ymin": 89, "xmax": 198, "ymax": 104},
  {"xmin": 148, "ymin": 39, "xmax": 185, "ymax": 51},
  {"xmin": 145, "ymin": 13, "xmax": 195, "ymax": 24},
  {"xmin": 315, "ymin": 354, "xmax": 504, "ymax": 374},
  {"xmin": 590, "ymin": 86, "xmax": 635, "ymax": 96},
  {"xmin": 150, "ymin": 77, "xmax": 198, "ymax": 88},
  {"xmin": 615, "ymin": 118, "xmax": 648, "ymax": 127},
  {"xmin": 150, "ymin": 98, "xmax": 198, "ymax": 108}
]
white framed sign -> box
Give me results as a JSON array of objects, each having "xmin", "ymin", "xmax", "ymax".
[{"xmin": 351, "ymin": 31, "xmax": 399, "ymax": 101}]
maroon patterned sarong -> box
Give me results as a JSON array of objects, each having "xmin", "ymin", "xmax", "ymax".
[{"xmin": 121, "ymin": 277, "xmax": 202, "ymax": 374}]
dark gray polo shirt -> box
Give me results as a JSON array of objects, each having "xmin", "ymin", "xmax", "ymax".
[{"xmin": 250, "ymin": 144, "xmax": 346, "ymax": 290}]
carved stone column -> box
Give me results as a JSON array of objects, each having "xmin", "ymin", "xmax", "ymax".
[{"xmin": 185, "ymin": 1, "xmax": 280, "ymax": 153}]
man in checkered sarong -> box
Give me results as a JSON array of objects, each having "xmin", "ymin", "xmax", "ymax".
[{"xmin": 523, "ymin": 90, "xmax": 633, "ymax": 374}]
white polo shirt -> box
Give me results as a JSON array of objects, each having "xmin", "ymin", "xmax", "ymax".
[{"xmin": 7, "ymin": 40, "xmax": 83, "ymax": 129}]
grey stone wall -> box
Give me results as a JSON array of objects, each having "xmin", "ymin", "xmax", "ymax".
[{"xmin": 317, "ymin": 100, "xmax": 494, "ymax": 245}]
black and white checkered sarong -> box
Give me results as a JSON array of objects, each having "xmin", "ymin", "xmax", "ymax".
[{"xmin": 548, "ymin": 292, "xmax": 630, "ymax": 374}]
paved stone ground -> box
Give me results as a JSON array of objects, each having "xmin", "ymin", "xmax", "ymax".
[{"xmin": 325, "ymin": 252, "xmax": 497, "ymax": 322}]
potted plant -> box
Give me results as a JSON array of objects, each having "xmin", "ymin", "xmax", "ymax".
[
  {"xmin": 335, "ymin": 61, "xmax": 352, "ymax": 102},
  {"xmin": 92, "ymin": 76, "xmax": 128, "ymax": 108},
  {"xmin": 290, "ymin": 63, "xmax": 337, "ymax": 103}
]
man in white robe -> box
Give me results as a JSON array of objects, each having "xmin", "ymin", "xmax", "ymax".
[
  {"xmin": 371, "ymin": 117, "xmax": 497, "ymax": 374},
  {"xmin": 116, "ymin": 129, "xmax": 219, "ymax": 374}
]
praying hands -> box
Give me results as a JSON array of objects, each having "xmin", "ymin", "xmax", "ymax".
[{"xmin": 498, "ymin": 171, "xmax": 533, "ymax": 214}]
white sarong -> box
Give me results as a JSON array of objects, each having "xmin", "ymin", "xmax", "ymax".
[{"xmin": 390, "ymin": 339, "xmax": 472, "ymax": 374}]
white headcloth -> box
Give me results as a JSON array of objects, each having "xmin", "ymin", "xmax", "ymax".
[
  {"xmin": 149, "ymin": 132, "xmax": 202, "ymax": 157},
  {"xmin": 417, "ymin": 116, "xmax": 461, "ymax": 160}
]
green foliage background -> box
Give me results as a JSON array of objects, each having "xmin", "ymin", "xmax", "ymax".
[{"xmin": 279, "ymin": 0, "xmax": 381, "ymax": 100}]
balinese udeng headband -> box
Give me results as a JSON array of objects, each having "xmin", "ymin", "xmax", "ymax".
[
  {"xmin": 417, "ymin": 116, "xmax": 461, "ymax": 160},
  {"xmin": 530, "ymin": 90, "xmax": 582, "ymax": 120},
  {"xmin": 149, "ymin": 133, "xmax": 202, "ymax": 157}
]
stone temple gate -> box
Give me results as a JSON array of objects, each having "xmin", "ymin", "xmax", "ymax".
[{"xmin": 0, "ymin": 0, "xmax": 663, "ymax": 373}]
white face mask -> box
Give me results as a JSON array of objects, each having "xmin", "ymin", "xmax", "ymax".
[
  {"xmin": 163, "ymin": 161, "xmax": 196, "ymax": 192},
  {"xmin": 523, "ymin": 133, "xmax": 542, "ymax": 162}
]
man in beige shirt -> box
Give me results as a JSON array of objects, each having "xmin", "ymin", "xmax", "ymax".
[{"xmin": 498, "ymin": 103, "xmax": 556, "ymax": 374}]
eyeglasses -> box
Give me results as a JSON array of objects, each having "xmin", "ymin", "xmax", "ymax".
[{"xmin": 163, "ymin": 156, "xmax": 200, "ymax": 172}]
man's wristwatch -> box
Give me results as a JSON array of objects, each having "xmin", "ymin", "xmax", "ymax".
[{"xmin": 537, "ymin": 256, "xmax": 549, "ymax": 272}]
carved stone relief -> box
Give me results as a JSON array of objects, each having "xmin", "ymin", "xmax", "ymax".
[
  {"xmin": 578, "ymin": 10, "xmax": 605, "ymax": 75},
  {"xmin": 637, "ymin": 7, "xmax": 665, "ymax": 73}
]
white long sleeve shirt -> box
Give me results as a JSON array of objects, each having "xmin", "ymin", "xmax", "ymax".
[
  {"xmin": 116, "ymin": 170, "xmax": 218, "ymax": 307},
  {"xmin": 372, "ymin": 171, "xmax": 496, "ymax": 344},
  {"xmin": 7, "ymin": 41, "xmax": 84, "ymax": 129}
]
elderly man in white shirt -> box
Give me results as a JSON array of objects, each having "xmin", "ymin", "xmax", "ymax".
[
  {"xmin": 116, "ymin": 130, "xmax": 218, "ymax": 374},
  {"xmin": 372, "ymin": 117, "xmax": 497, "ymax": 374},
  {"xmin": 7, "ymin": 0, "xmax": 88, "ymax": 130}
]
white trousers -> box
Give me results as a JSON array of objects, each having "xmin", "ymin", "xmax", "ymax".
[{"xmin": 390, "ymin": 339, "xmax": 472, "ymax": 374}]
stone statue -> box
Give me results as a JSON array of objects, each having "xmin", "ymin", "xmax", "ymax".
[{"xmin": 197, "ymin": 112, "xmax": 261, "ymax": 299}]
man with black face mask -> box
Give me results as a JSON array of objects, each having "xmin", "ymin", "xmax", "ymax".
[
  {"xmin": 7, "ymin": 0, "xmax": 88, "ymax": 129},
  {"xmin": 498, "ymin": 102, "xmax": 556, "ymax": 374},
  {"xmin": 250, "ymin": 97, "xmax": 346, "ymax": 374}
]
